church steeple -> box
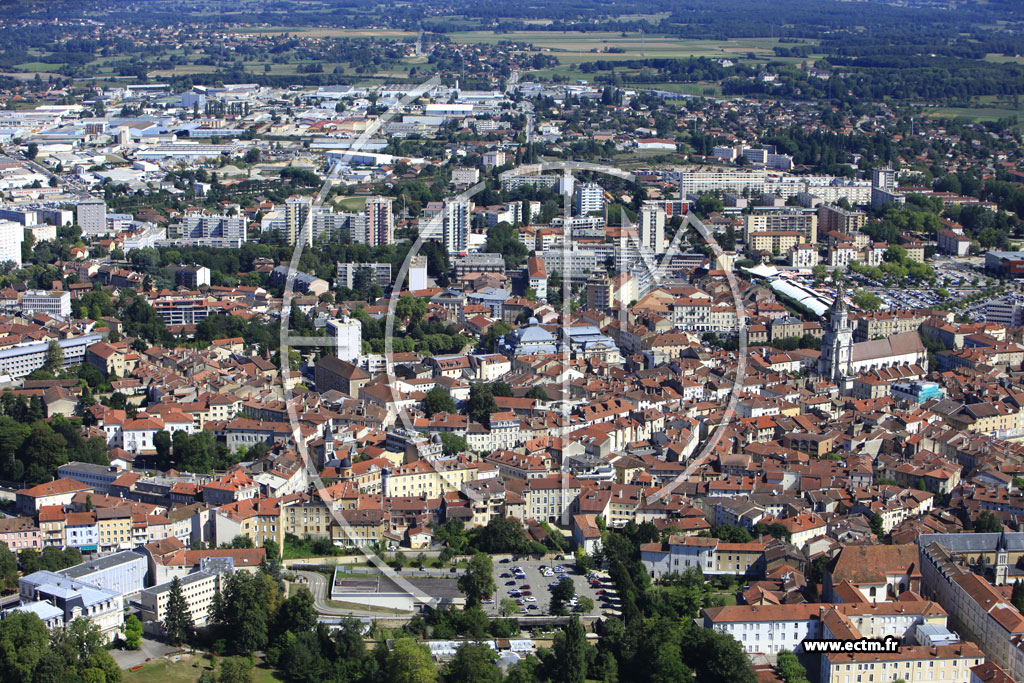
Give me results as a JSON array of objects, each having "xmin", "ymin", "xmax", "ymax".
[{"xmin": 819, "ymin": 278, "xmax": 854, "ymax": 386}]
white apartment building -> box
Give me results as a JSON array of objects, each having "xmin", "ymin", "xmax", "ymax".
[
  {"xmin": 336, "ymin": 262, "xmax": 391, "ymax": 290},
  {"xmin": 0, "ymin": 219, "xmax": 23, "ymax": 268},
  {"xmin": 15, "ymin": 571, "xmax": 124, "ymax": 643},
  {"xmin": 680, "ymin": 169, "xmax": 768, "ymax": 196},
  {"xmin": 574, "ymin": 182, "xmax": 604, "ymax": 217},
  {"xmin": 76, "ymin": 199, "xmax": 107, "ymax": 235},
  {"xmin": 175, "ymin": 212, "xmax": 248, "ymax": 248},
  {"xmin": 0, "ymin": 333, "xmax": 101, "ymax": 379},
  {"xmin": 284, "ymin": 196, "xmax": 311, "ymax": 246},
  {"xmin": 364, "ymin": 196, "xmax": 393, "ymax": 247},
  {"xmin": 639, "ymin": 204, "xmax": 666, "ymax": 252},
  {"xmin": 326, "ymin": 316, "xmax": 362, "ymax": 363},
  {"xmin": 20, "ymin": 289, "xmax": 70, "ymax": 317},
  {"xmin": 443, "ymin": 199, "xmax": 472, "ymax": 255},
  {"xmin": 139, "ymin": 571, "xmax": 219, "ymax": 631}
]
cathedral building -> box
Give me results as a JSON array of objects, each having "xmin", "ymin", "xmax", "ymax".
[{"xmin": 818, "ymin": 281, "xmax": 927, "ymax": 392}]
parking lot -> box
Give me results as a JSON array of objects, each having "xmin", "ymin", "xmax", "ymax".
[{"xmin": 482, "ymin": 557, "xmax": 616, "ymax": 618}]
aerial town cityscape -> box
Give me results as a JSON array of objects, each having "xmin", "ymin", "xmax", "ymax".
[{"xmin": 4, "ymin": 0, "xmax": 1024, "ymax": 682}]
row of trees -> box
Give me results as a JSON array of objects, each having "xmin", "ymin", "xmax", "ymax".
[{"xmin": 0, "ymin": 614, "xmax": 121, "ymax": 683}]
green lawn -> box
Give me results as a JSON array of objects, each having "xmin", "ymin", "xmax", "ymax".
[
  {"xmin": 923, "ymin": 106, "xmax": 1019, "ymax": 122},
  {"xmin": 123, "ymin": 655, "xmax": 283, "ymax": 683},
  {"xmin": 334, "ymin": 195, "xmax": 371, "ymax": 211},
  {"xmin": 984, "ymin": 53, "xmax": 1024, "ymax": 64},
  {"xmin": 13, "ymin": 62, "xmax": 62, "ymax": 72}
]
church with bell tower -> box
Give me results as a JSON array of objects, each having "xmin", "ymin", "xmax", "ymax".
[
  {"xmin": 818, "ymin": 280, "xmax": 854, "ymax": 386},
  {"xmin": 816, "ymin": 279, "xmax": 928, "ymax": 393}
]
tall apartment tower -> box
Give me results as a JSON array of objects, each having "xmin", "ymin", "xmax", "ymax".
[
  {"xmin": 326, "ymin": 316, "xmax": 362, "ymax": 363},
  {"xmin": 0, "ymin": 220, "xmax": 22, "ymax": 268},
  {"xmin": 574, "ymin": 182, "xmax": 604, "ymax": 217},
  {"xmin": 408, "ymin": 254, "xmax": 428, "ymax": 291},
  {"xmin": 639, "ymin": 204, "xmax": 666, "ymax": 252},
  {"xmin": 76, "ymin": 199, "xmax": 107, "ymax": 236},
  {"xmin": 442, "ymin": 199, "xmax": 472, "ymax": 255},
  {"xmin": 365, "ymin": 196, "xmax": 393, "ymax": 247},
  {"xmin": 284, "ymin": 196, "xmax": 312, "ymax": 246},
  {"xmin": 872, "ymin": 167, "xmax": 896, "ymax": 191}
]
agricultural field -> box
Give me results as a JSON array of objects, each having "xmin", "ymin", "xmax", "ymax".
[
  {"xmin": 450, "ymin": 30, "xmax": 797, "ymax": 62},
  {"xmin": 922, "ymin": 106, "xmax": 1020, "ymax": 122}
]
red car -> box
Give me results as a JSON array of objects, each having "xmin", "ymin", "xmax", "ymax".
[
  {"xmin": 521, "ymin": 591, "xmax": 532, "ymax": 596},
  {"xmin": 520, "ymin": 584, "xmax": 531, "ymax": 590},
  {"xmin": 515, "ymin": 599, "xmax": 525, "ymax": 606}
]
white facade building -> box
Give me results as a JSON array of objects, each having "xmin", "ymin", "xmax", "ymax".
[
  {"xmin": 0, "ymin": 220, "xmax": 23, "ymax": 268},
  {"xmin": 20, "ymin": 289, "xmax": 70, "ymax": 317},
  {"xmin": 442, "ymin": 199, "xmax": 472, "ymax": 255},
  {"xmin": 327, "ymin": 317, "xmax": 362, "ymax": 363}
]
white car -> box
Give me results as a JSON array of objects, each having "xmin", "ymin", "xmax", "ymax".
[{"xmin": 524, "ymin": 596, "xmax": 537, "ymax": 602}]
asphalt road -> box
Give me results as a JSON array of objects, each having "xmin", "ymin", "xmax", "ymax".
[{"xmin": 293, "ymin": 569, "xmax": 406, "ymax": 617}]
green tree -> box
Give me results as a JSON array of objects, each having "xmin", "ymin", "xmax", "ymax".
[
  {"xmin": 976, "ymin": 511, "xmax": 1002, "ymax": 533},
  {"xmin": 217, "ymin": 656, "xmax": 254, "ymax": 683},
  {"xmin": 1013, "ymin": 580, "xmax": 1024, "ymax": 613},
  {"xmin": 0, "ymin": 542, "xmax": 17, "ymax": 592},
  {"xmin": 0, "ymin": 610, "xmax": 50, "ymax": 681},
  {"xmin": 423, "ymin": 386, "xmax": 457, "ymax": 417},
  {"xmin": 263, "ymin": 539, "xmax": 280, "ymax": 564},
  {"xmin": 153, "ymin": 430, "xmax": 171, "ymax": 470},
  {"xmin": 466, "ymin": 383, "xmax": 497, "ymax": 425},
  {"xmin": 550, "ymin": 577, "xmax": 575, "ymax": 616},
  {"xmin": 274, "ymin": 587, "xmax": 316, "ymax": 637},
  {"xmin": 499, "ymin": 597, "xmax": 518, "ymax": 617},
  {"xmin": 221, "ymin": 570, "xmax": 270, "ymax": 654},
  {"xmin": 443, "ymin": 642, "xmax": 502, "ymax": 683},
  {"xmin": 869, "ymin": 513, "xmax": 885, "ymax": 539},
  {"xmin": 19, "ymin": 549, "xmax": 41, "ymax": 575},
  {"xmin": 163, "ymin": 576, "xmax": 194, "ymax": 645},
  {"xmin": 573, "ymin": 596, "xmax": 595, "ymax": 613},
  {"xmin": 695, "ymin": 193, "xmax": 724, "ymax": 217},
  {"xmin": 387, "ymin": 637, "xmax": 438, "ymax": 683},
  {"xmin": 684, "ymin": 624, "xmax": 757, "ymax": 683},
  {"xmin": 124, "ymin": 614, "xmax": 143, "ymax": 650},
  {"xmin": 550, "ymin": 617, "xmax": 588, "ymax": 683},
  {"xmin": 525, "ymin": 385, "xmax": 549, "ymax": 401},
  {"xmin": 852, "ymin": 290, "xmax": 882, "ymax": 311},
  {"xmin": 438, "ymin": 432, "xmax": 468, "ymax": 456},
  {"xmin": 457, "ymin": 552, "xmax": 496, "ymax": 608},
  {"xmin": 490, "ymin": 381, "xmax": 513, "ymax": 398},
  {"xmin": 777, "ymin": 650, "xmax": 809, "ymax": 683},
  {"xmin": 43, "ymin": 341, "xmax": 64, "ymax": 374},
  {"xmin": 396, "ymin": 295, "xmax": 428, "ymax": 322},
  {"xmin": 574, "ymin": 548, "xmax": 595, "ymax": 574}
]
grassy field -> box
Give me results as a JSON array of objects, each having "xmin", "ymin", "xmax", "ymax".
[
  {"xmin": 335, "ymin": 195, "xmax": 371, "ymax": 211},
  {"xmin": 123, "ymin": 655, "xmax": 283, "ymax": 683},
  {"xmin": 923, "ymin": 106, "xmax": 1019, "ymax": 122},
  {"xmin": 228, "ymin": 26, "xmax": 417, "ymax": 39},
  {"xmin": 631, "ymin": 82, "xmax": 721, "ymax": 96},
  {"xmin": 450, "ymin": 30, "xmax": 794, "ymax": 62},
  {"xmin": 12, "ymin": 62, "xmax": 62, "ymax": 72},
  {"xmin": 984, "ymin": 53, "xmax": 1024, "ymax": 64}
]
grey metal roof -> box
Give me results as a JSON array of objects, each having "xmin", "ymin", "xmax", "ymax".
[{"xmin": 59, "ymin": 550, "xmax": 146, "ymax": 579}]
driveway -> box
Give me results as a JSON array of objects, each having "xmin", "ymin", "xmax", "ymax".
[{"xmin": 110, "ymin": 635, "xmax": 178, "ymax": 669}]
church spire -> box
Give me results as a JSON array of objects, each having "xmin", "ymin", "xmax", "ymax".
[{"xmin": 832, "ymin": 278, "xmax": 847, "ymax": 315}]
